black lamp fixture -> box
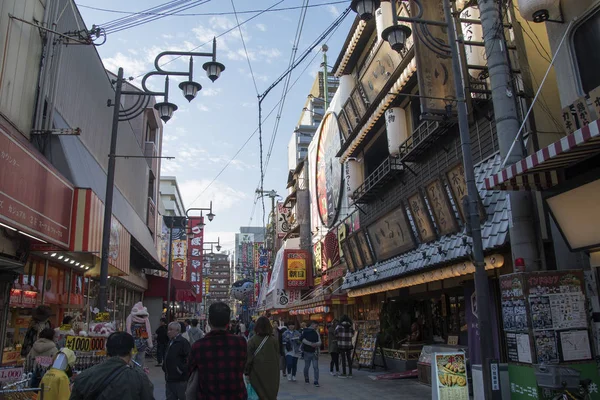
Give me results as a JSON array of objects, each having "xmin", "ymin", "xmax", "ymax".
[
  {"xmin": 350, "ymin": 0, "xmax": 381, "ymax": 21},
  {"xmin": 382, "ymin": 24, "xmax": 413, "ymax": 52},
  {"xmin": 154, "ymin": 101, "xmax": 178, "ymax": 123}
]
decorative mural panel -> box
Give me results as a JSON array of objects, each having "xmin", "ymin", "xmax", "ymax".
[
  {"xmin": 337, "ymin": 112, "xmax": 351, "ymax": 141},
  {"xmin": 425, "ymin": 179, "xmax": 458, "ymax": 236},
  {"xmin": 408, "ymin": 191, "xmax": 436, "ymax": 243},
  {"xmin": 367, "ymin": 205, "xmax": 416, "ymax": 261},
  {"xmin": 348, "ymin": 235, "xmax": 365, "ymax": 271},
  {"xmin": 343, "ymin": 98, "xmax": 358, "ymax": 131},
  {"xmin": 359, "ymin": 41, "xmax": 404, "ymax": 104},
  {"xmin": 341, "ymin": 240, "xmax": 357, "ymax": 273},
  {"xmin": 350, "ymin": 88, "xmax": 368, "ymax": 119},
  {"xmin": 355, "ymin": 230, "xmax": 375, "ymax": 267},
  {"xmin": 446, "ymin": 163, "xmax": 486, "ymax": 224},
  {"xmin": 315, "ymin": 113, "xmax": 343, "ymax": 228}
]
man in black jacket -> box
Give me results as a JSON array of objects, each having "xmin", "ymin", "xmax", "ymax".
[
  {"xmin": 163, "ymin": 322, "xmax": 191, "ymax": 400},
  {"xmin": 155, "ymin": 318, "xmax": 169, "ymax": 367}
]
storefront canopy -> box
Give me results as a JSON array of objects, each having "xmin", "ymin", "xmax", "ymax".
[
  {"xmin": 145, "ymin": 275, "xmax": 196, "ymax": 302},
  {"xmin": 485, "ymin": 119, "xmax": 600, "ymax": 191}
]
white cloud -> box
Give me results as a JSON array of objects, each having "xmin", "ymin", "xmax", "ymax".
[
  {"xmin": 179, "ymin": 179, "xmax": 247, "ymax": 211},
  {"xmin": 202, "ymin": 87, "xmax": 222, "ymax": 97},
  {"xmin": 256, "ymin": 23, "xmax": 267, "ymax": 32},
  {"xmin": 102, "ymin": 52, "xmax": 149, "ymax": 80},
  {"xmin": 327, "ymin": 5, "xmax": 340, "ymax": 18},
  {"xmin": 197, "ymin": 104, "xmax": 210, "ymax": 112},
  {"xmin": 203, "ymin": 231, "xmax": 236, "ymax": 253}
]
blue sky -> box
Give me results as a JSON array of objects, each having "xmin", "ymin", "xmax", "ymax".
[{"xmin": 76, "ymin": 0, "xmax": 354, "ymax": 251}]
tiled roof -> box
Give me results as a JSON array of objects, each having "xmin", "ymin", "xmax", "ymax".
[{"xmin": 342, "ymin": 153, "xmax": 509, "ymax": 290}]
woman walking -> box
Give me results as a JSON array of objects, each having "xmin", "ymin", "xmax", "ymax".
[
  {"xmin": 245, "ymin": 316, "xmax": 280, "ymax": 400},
  {"xmin": 328, "ymin": 319, "xmax": 340, "ymax": 376},
  {"xmin": 335, "ymin": 315, "xmax": 355, "ymax": 378},
  {"xmin": 282, "ymin": 321, "xmax": 302, "ymax": 381}
]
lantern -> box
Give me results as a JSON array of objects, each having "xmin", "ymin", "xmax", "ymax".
[
  {"xmin": 460, "ymin": 7, "xmax": 487, "ymax": 79},
  {"xmin": 516, "ymin": 0, "xmax": 561, "ymax": 22},
  {"xmin": 345, "ymin": 158, "xmax": 362, "ymax": 199},
  {"xmin": 384, "ymin": 107, "xmax": 408, "ymax": 156},
  {"xmin": 375, "ymin": 1, "xmax": 394, "ymax": 41},
  {"xmin": 337, "ymin": 75, "xmax": 354, "ymax": 107}
]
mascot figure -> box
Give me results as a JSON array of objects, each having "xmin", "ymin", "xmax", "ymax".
[{"xmin": 126, "ymin": 302, "xmax": 153, "ymax": 367}]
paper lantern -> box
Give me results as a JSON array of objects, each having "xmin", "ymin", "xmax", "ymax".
[
  {"xmin": 337, "ymin": 75, "xmax": 354, "ymax": 106},
  {"xmin": 516, "ymin": 0, "xmax": 561, "ymax": 22},
  {"xmin": 384, "ymin": 107, "xmax": 408, "ymax": 156},
  {"xmin": 345, "ymin": 158, "xmax": 362, "ymax": 199},
  {"xmin": 460, "ymin": 6, "xmax": 487, "ymax": 79},
  {"xmin": 375, "ymin": 1, "xmax": 394, "ymax": 41}
]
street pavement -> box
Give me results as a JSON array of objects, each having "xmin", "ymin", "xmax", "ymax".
[{"xmin": 149, "ymin": 358, "xmax": 431, "ymax": 400}]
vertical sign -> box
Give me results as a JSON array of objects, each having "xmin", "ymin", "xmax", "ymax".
[
  {"xmin": 426, "ymin": 179, "xmax": 458, "ymax": 236},
  {"xmin": 187, "ymin": 217, "xmax": 204, "ymax": 300},
  {"xmin": 277, "ymin": 202, "xmax": 292, "ymax": 238},
  {"xmin": 410, "ymin": 0, "xmax": 456, "ymax": 118}
]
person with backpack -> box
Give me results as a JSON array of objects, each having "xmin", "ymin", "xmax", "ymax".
[{"xmin": 335, "ymin": 315, "xmax": 355, "ymax": 378}]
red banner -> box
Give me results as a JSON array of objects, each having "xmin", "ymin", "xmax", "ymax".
[
  {"xmin": 284, "ymin": 249, "xmax": 312, "ymax": 289},
  {"xmin": 322, "ymin": 231, "xmax": 340, "ymax": 271},
  {"xmin": 0, "ymin": 118, "xmax": 73, "ymax": 247},
  {"xmin": 187, "ymin": 217, "xmax": 204, "ymax": 301}
]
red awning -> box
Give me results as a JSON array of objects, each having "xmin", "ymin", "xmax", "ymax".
[
  {"xmin": 145, "ymin": 275, "xmax": 197, "ymax": 302},
  {"xmin": 485, "ymin": 119, "xmax": 600, "ymax": 191}
]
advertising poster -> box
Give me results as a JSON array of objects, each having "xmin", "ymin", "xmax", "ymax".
[
  {"xmin": 432, "ymin": 352, "xmax": 469, "ymax": 400},
  {"xmin": 284, "ymin": 250, "xmax": 311, "ymax": 288}
]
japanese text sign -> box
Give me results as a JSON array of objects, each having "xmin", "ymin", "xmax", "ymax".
[
  {"xmin": 284, "ymin": 250, "xmax": 311, "ymax": 288},
  {"xmin": 187, "ymin": 216, "xmax": 204, "ymax": 299}
]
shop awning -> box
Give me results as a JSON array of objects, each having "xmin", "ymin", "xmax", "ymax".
[
  {"xmin": 144, "ymin": 275, "xmax": 196, "ymax": 302},
  {"xmin": 288, "ymin": 294, "xmax": 355, "ymax": 313},
  {"xmin": 485, "ymin": 119, "xmax": 600, "ymax": 191}
]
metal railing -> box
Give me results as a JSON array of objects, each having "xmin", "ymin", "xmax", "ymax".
[{"xmin": 352, "ymin": 156, "xmax": 404, "ymax": 203}]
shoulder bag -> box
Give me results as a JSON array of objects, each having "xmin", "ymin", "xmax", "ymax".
[{"xmin": 246, "ymin": 336, "xmax": 270, "ymax": 400}]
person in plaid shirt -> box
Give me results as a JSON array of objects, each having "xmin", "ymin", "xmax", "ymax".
[
  {"xmin": 189, "ymin": 302, "xmax": 247, "ymax": 400},
  {"xmin": 335, "ymin": 315, "xmax": 355, "ymax": 378}
]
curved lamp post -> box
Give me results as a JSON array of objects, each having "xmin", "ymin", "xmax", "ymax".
[{"xmin": 98, "ymin": 40, "xmax": 225, "ymax": 314}]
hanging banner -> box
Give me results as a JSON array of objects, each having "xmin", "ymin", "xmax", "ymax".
[
  {"xmin": 322, "ymin": 231, "xmax": 340, "ymax": 271},
  {"xmin": 410, "ymin": 0, "xmax": 456, "ymax": 119},
  {"xmin": 187, "ymin": 216, "xmax": 204, "ymax": 300},
  {"xmin": 284, "ymin": 249, "xmax": 311, "ymax": 289},
  {"xmin": 313, "ymin": 242, "xmax": 322, "ymax": 279}
]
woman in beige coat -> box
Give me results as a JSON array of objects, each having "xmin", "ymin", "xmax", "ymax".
[{"xmin": 245, "ymin": 317, "xmax": 280, "ymax": 400}]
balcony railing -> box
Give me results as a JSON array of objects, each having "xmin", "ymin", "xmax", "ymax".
[
  {"xmin": 352, "ymin": 156, "xmax": 404, "ymax": 204},
  {"xmin": 398, "ymin": 120, "xmax": 453, "ymax": 163}
]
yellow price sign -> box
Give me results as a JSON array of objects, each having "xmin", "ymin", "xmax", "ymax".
[
  {"xmin": 65, "ymin": 336, "xmax": 106, "ymax": 352},
  {"xmin": 95, "ymin": 312, "xmax": 110, "ymax": 322}
]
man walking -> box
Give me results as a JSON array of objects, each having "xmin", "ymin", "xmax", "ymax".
[
  {"xmin": 70, "ymin": 332, "xmax": 154, "ymax": 400},
  {"xmin": 163, "ymin": 322, "xmax": 191, "ymax": 400},
  {"xmin": 155, "ymin": 318, "xmax": 169, "ymax": 367},
  {"xmin": 301, "ymin": 321, "xmax": 321, "ymax": 387},
  {"xmin": 189, "ymin": 302, "xmax": 247, "ymax": 399},
  {"xmin": 187, "ymin": 319, "xmax": 204, "ymax": 344}
]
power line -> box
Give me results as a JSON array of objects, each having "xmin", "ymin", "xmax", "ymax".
[
  {"xmin": 231, "ymin": 0, "xmax": 259, "ymax": 96},
  {"xmin": 99, "ymin": 0, "xmax": 190, "ymax": 30},
  {"xmin": 77, "ymin": 1, "xmax": 348, "ymax": 17}
]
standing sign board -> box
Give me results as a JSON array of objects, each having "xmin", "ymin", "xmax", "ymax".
[{"xmin": 431, "ymin": 352, "xmax": 469, "ymax": 400}]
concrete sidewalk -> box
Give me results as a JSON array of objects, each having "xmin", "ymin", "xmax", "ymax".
[{"xmin": 149, "ymin": 358, "xmax": 431, "ymax": 400}]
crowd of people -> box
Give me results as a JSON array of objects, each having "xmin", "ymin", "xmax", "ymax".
[{"xmin": 14, "ymin": 303, "xmax": 356, "ymax": 400}]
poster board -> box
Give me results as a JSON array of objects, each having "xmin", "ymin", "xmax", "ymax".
[
  {"xmin": 431, "ymin": 352, "xmax": 469, "ymax": 400},
  {"xmin": 352, "ymin": 320, "xmax": 386, "ymax": 370}
]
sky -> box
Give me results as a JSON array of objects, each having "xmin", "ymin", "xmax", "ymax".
[{"xmin": 76, "ymin": 0, "xmax": 354, "ymax": 253}]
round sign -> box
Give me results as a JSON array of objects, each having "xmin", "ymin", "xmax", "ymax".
[{"xmin": 316, "ymin": 113, "xmax": 343, "ymax": 228}]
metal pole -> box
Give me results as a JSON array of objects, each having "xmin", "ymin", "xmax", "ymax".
[
  {"xmin": 444, "ymin": 0, "xmax": 493, "ymax": 398},
  {"xmin": 99, "ymin": 67, "xmax": 124, "ymax": 312},
  {"xmin": 476, "ymin": 0, "xmax": 539, "ymax": 271},
  {"xmin": 166, "ymin": 217, "xmax": 175, "ymax": 322},
  {"xmin": 322, "ymin": 45, "xmax": 329, "ymax": 110},
  {"xmin": 271, "ymin": 194, "xmax": 276, "ymax": 269}
]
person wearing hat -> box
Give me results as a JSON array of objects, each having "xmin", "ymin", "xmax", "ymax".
[
  {"xmin": 21, "ymin": 305, "xmax": 54, "ymax": 357},
  {"xmin": 38, "ymin": 347, "xmax": 76, "ymax": 400}
]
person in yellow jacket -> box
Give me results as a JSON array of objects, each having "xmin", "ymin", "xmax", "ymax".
[{"xmin": 38, "ymin": 347, "xmax": 76, "ymax": 400}]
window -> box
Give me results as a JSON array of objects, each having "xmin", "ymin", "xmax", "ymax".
[
  {"xmin": 573, "ymin": 9, "xmax": 600, "ymax": 94},
  {"xmin": 145, "ymin": 122, "xmax": 156, "ymax": 143}
]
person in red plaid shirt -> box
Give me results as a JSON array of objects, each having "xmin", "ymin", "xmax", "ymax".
[{"xmin": 188, "ymin": 302, "xmax": 248, "ymax": 400}]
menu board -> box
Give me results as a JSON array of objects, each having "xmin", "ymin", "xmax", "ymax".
[
  {"xmin": 433, "ymin": 352, "xmax": 469, "ymax": 400},
  {"xmin": 533, "ymin": 330, "xmax": 559, "ymax": 363},
  {"xmin": 354, "ymin": 320, "xmax": 380, "ymax": 369},
  {"xmin": 502, "ymin": 299, "xmax": 529, "ymax": 332}
]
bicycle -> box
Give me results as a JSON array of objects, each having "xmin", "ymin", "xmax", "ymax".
[{"xmin": 534, "ymin": 364, "xmax": 592, "ymax": 400}]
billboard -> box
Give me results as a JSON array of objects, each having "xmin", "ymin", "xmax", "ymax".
[{"xmin": 187, "ymin": 216, "xmax": 204, "ymax": 300}]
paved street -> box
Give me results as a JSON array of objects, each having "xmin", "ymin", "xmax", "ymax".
[{"xmin": 149, "ymin": 358, "xmax": 430, "ymax": 400}]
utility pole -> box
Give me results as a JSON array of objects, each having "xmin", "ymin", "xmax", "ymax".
[
  {"xmin": 322, "ymin": 44, "xmax": 329, "ymax": 110},
  {"xmin": 477, "ymin": 0, "xmax": 539, "ymax": 271},
  {"xmin": 255, "ymin": 189, "xmax": 279, "ymax": 269}
]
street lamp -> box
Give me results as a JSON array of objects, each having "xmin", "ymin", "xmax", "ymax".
[
  {"xmin": 186, "ymin": 201, "xmax": 216, "ymax": 226},
  {"xmin": 98, "ymin": 39, "xmax": 225, "ymax": 314},
  {"xmin": 353, "ymin": 1, "xmax": 494, "ymax": 398}
]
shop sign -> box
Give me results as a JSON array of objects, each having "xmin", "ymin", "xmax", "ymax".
[
  {"xmin": 313, "ymin": 241, "xmax": 322, "ymax": 279},
  {"xmin": 426, "ymin": 179, "xmax": 458, "ymax": 236},
  {"xmin": 323, "ymin": 266, "xmax": 345, "ymax": 283},
  {"xmin": 284, "ymin": 250, "xmax": 311, "ymax": 289},
  {"xmin": 9, "ymin": 289, "xmax": 21, "ymax": 305},
  {"xmin": 355, "ymin": 231, "xmax": 374, "ymax": 267},
  {"xmin": 95, "ymin": 312, "xmax": 110, "ymax": 322},
  {"xmin": 1, "ymin": 351, "xmax": 20, "ymax": 365},
  {"xmin": 65, "ymin": 335, "xmax": 106, "ymax": 352},
  {"xmin": 410, "ymin": 0, "xmax": 456, "ymax": 119},
  {"xmin": 8, "ymin": 289, "xmax": 37, "ymax": 308},
  {"xmin": 366, "ymin": 205, "xmax": 415, "ymax": 261},
  {"xmin": 432, "ymin": 352, "xmax": 468, "ymax": 400},
  {"xmin": 337, "ymin": 223, "xmax": 347, "ymax": 258},
  {"xmin": 188, "ymin": 216, "xmax": 203, "ymax": 299},
  {"xmin": 445, "ymin": 164, "xmax": 485, "ymax": 224},
  {"xmin": 588, "ymin": 85, "xmax": 600, "ymax": 118},
  {"xmin": 407, "ymin": 191, "xmax": 436, "ymax": 243},
  {"xmin": 322, "ymin": 231, "xmax": 340, "ymax": 271},
  {"xmin": 276, "ymin": 202, "xmax": 293, "ymax": 238}
]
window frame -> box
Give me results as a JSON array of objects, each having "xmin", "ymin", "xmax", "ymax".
[{"xmin": 570, "ymin": 3, "xmax": 600, "ymax": 96}]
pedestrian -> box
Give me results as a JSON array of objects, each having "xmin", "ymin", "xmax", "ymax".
[
  {"xmin": 282, "ymin": 321, "xmax": 301, "ymax": 382},
  {"xmin": 55, "ymin": 315, "xmax": 75, "ymax": 349},
  {"xmin": 39, "ymin": 348, "xmax": 76, "ymax": 400},
  {"xmin": 248, "ymin": 318, "xmax": 256, "ymax": 339},
  {"xmin": 328, "ymin": 319, "xmax": 340, "ymax": 376},
  {"xmin": 184, "ymin": 319, "xmax": 191, "ymax": 332},
  {"xmin": 301, "ymin": 321, "xmax": 321, "ymax": 387},
  {"xmin": 21, "ymin": 305, "xmax": 53, "ymax": 357},
  {"xmin": 187, "ymin": 319, "xmax": 204, "ymax": 344},
  {"xmin": 180, "ymin": 322, "xmax": 190, "ymax": 342},
  {"xmin": 27, "ymin": 328, "xmax": 58, "ymax": 388},
  {"xmin": 277, "ymin": 323, "xmax": 288, "ymax": 379},
  {"xmin": 70, "ymin": 332, "xmax": 154, "ymax": 400},
  {"xmin": 163, "ymin": 322, "xmax": 191, "ymax": 400},
  {"xmin": 239, "ymin": 321, "xmax": 247, "ymax": 337},
  {"xmin": 335, "ymin": 315, "xmax": 355, "ymax": 378},
  {"xmin": 189, "ymin": 302, "xmax": 247, "ymax": 399},
  {"xmin": 155, "ymin": 318, "xmax": 169, "ymax": 367},
  {"xmin": 245, "ymin": 316, "xmax": 280, "ymax": 400}
]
